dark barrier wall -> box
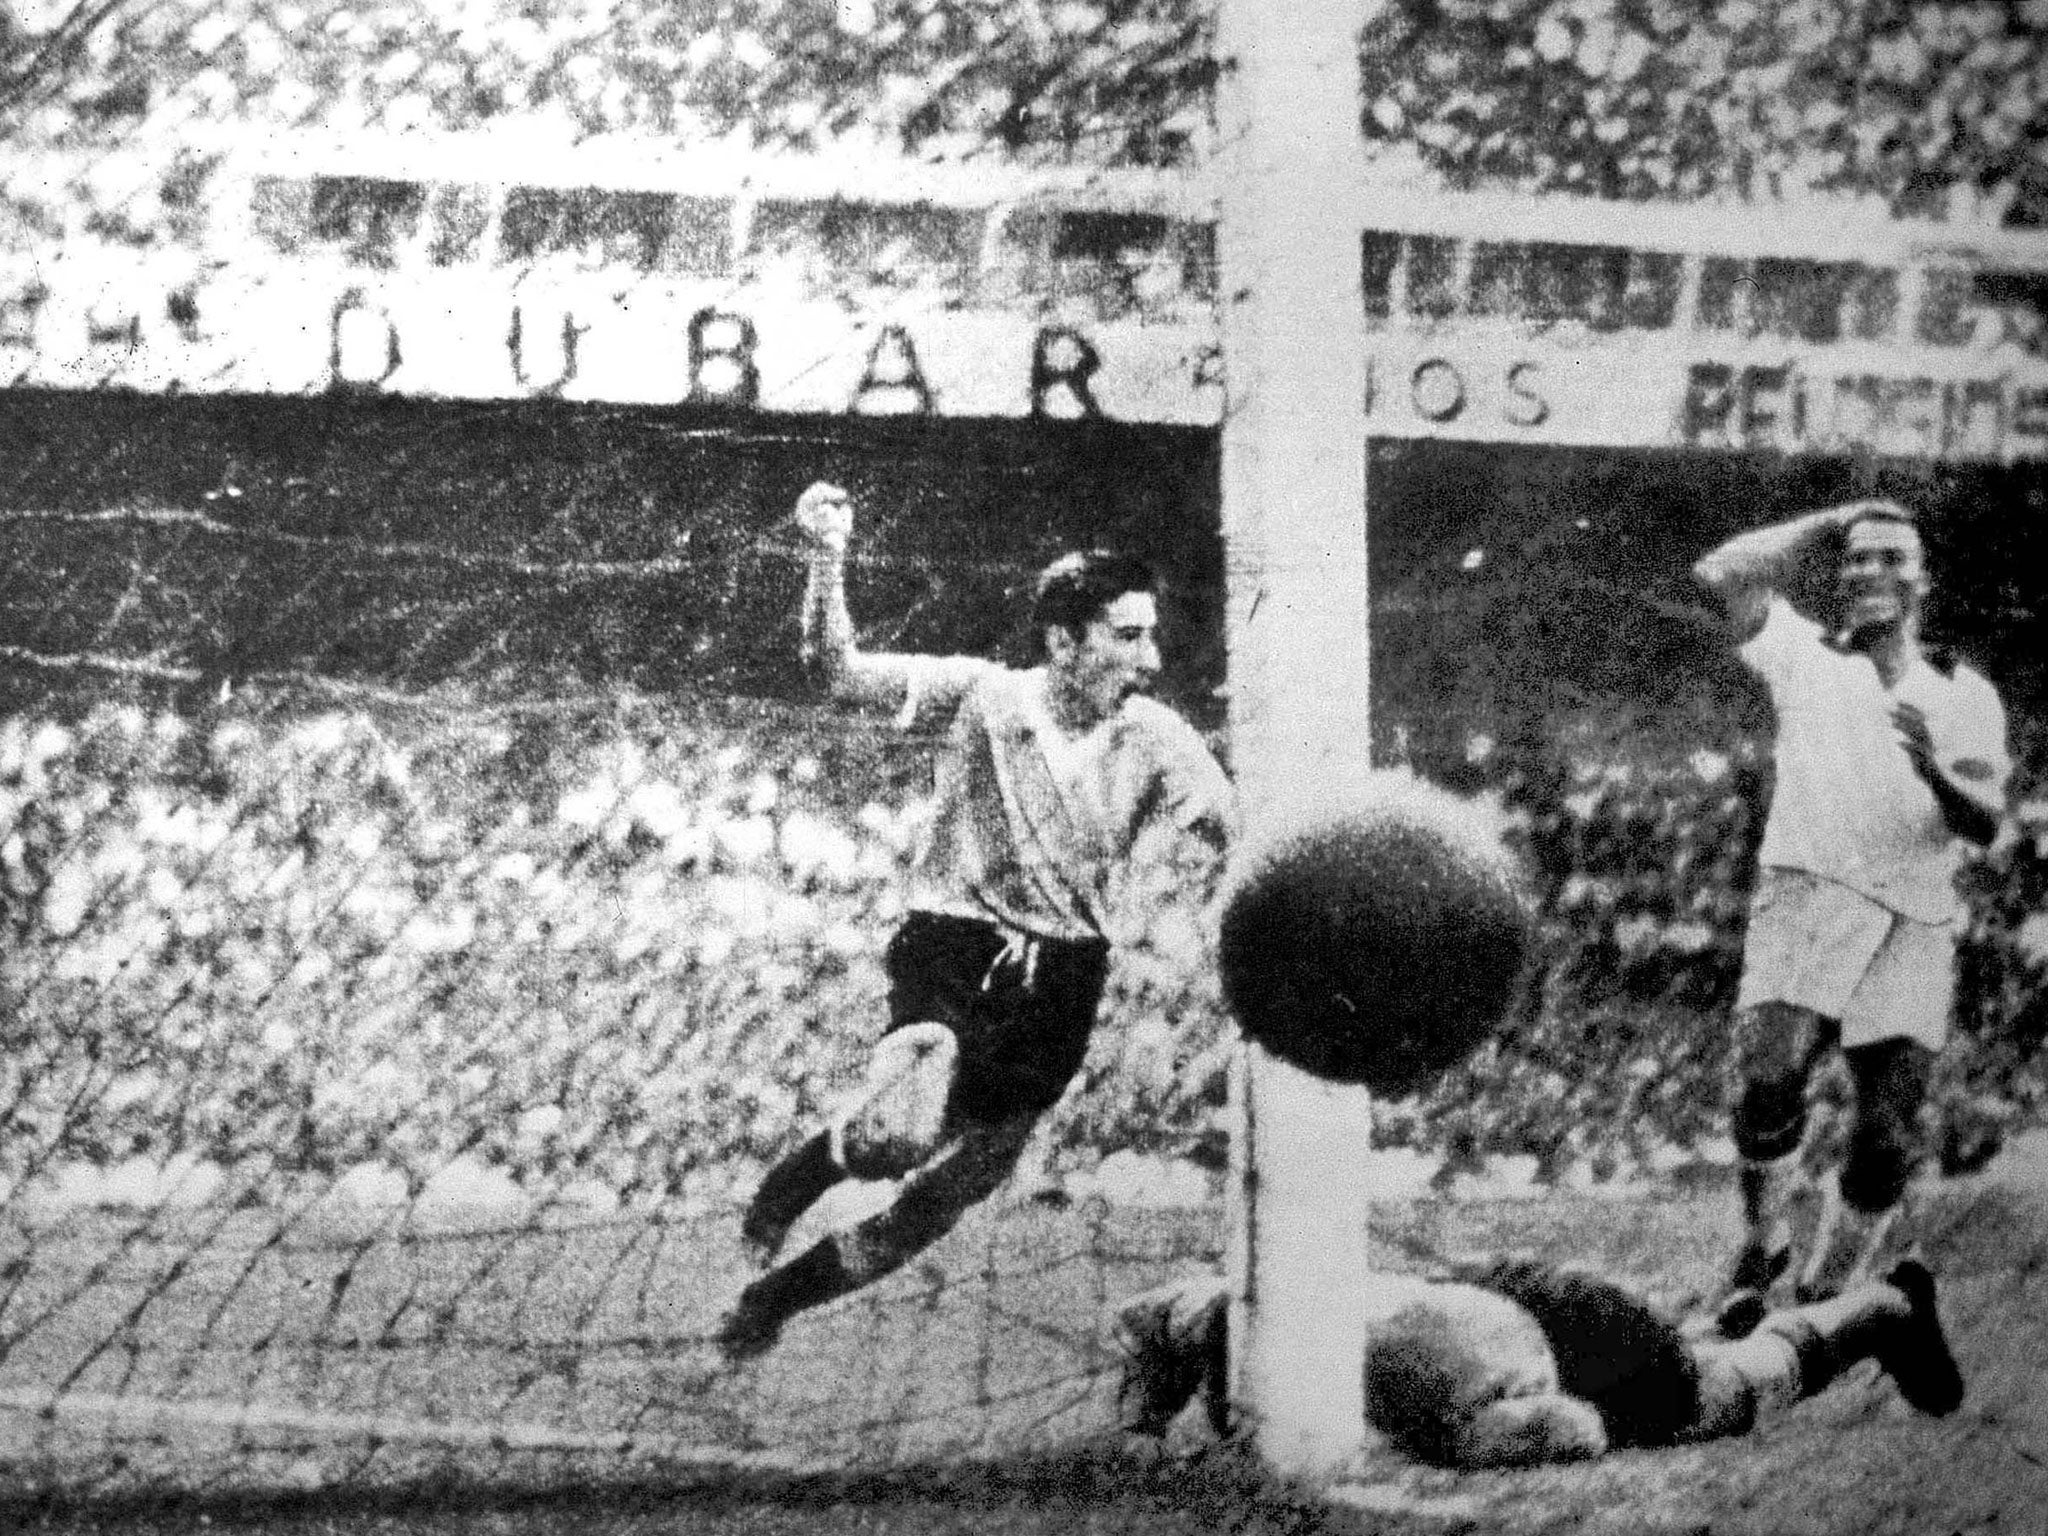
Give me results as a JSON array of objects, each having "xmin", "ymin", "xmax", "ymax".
[
  {"xmin": 1369, "ymin": 439, "xmax": 2048, "ymax": 776},
  {"xmin": 0, "ymin": 390, "xmax": 1228, "ymax": 722},
  {"xmin": 5, "ymin": 387, "xmax": 2043, "ymax": 768}
]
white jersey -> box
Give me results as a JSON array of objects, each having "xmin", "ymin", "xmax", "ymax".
[{"xmin": 1741, "ymin": 597, "xmax": 2009, "ymax": 924}]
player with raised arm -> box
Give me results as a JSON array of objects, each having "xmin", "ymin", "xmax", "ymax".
[
  {"xmin": 714, "ymin": 481, "xmax": 1235, "ymax": 1362},
  {"xmin": 1692, "ymin": 500, "xmax": 2011, "ymax": 1311}
]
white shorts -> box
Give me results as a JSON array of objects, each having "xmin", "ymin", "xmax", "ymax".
[{"xmin": 1736, "ymin": 869, "xmax": 1956, "ymax": 1052}]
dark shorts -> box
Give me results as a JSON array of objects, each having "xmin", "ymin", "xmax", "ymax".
[
  {"xmin": 1471, "ymin": 1260, "xmax": 1702, "ymax": 1448},
  {"xmin": 884, "ymin": 910, "xmax": 1111, "ymax": 1124}
]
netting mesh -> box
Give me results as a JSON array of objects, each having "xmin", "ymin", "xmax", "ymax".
[
  {"xmin": 0, "ymin": 661, "xmax": 1230, "ymax": 1500},
  {"xmin": 2, "ymin": 1177, "xmax": 1217, "ymax": 1498},
  {"xmin": 0, "ymin": 387, "xmax": 1248, "ymax": 1500}
]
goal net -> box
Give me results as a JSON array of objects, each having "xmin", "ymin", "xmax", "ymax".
[{"xmin": 0, "ymin": 401, "xmax": 1234, "ymax": 1502}]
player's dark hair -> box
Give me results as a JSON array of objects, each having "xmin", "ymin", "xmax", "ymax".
[
  {"xmin": 1030, "ymin": 550, "xmax": 1157, "ymax": 639},
  {"xmin": 1835, "ymin": 498, "xmax": 1919, "ymax": 536}
]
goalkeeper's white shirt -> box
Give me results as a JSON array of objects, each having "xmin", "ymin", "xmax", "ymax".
[{"xmin": 889, "ymin": 657, "xmax": 1233, "ymax": 945}]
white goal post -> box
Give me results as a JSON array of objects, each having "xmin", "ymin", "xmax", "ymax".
[
  {"xmin": 1205, "ymin": 0, "xmax": 2048, "ymax": 1483},
  {"xmin": 1213, "ymin": 0, "xmax": 1382, "ymax": 1479}
]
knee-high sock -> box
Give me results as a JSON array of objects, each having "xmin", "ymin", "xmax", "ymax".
[{"xmin": 743, "ymin": 1131, "xmax": 845, "ymax": 1253}]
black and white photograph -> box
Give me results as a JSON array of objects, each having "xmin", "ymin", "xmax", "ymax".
[{"xmin": 4, "ymin": 3, "xmax": 2046, "ymax": 1532}]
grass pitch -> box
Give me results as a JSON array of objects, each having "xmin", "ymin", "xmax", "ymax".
[{"xmin": 7, "ymin": 1136, "xmax": 2048, "ymax": 1536}]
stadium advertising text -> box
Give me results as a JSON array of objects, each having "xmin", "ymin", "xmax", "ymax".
[
  {"xmin": 0, "ymin": 267, "xmax": 1211, "ymax": 424},
  {"xmin": 1681, "ymin": 362, "xmax": 2048, "ymax": 460},
  {"xmin": 9, "ymin": 266, "xmax": 2046, "ymax": 462},
  {"xmin": 5, "ymin": 163, "xmax": 2047, "ymax": 460}
]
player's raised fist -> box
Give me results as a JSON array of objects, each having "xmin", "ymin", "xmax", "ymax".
[{"xmin": 793, "ymin": 482, "xmax": 853, "ymax": 553}]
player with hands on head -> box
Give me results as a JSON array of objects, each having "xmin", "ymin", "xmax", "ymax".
[
  {"xmin": 1691, "ymin": 498, "xmax": 2011, "ymax": 1316},
  {"xmin": 715, "ymin": 480, "xmax": 1235, "ymax": 1362}
]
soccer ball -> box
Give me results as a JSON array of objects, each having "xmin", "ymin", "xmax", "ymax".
[{"xmin": 1216, "ymin": 774, "xmax": 1531, "ymax": 1096}]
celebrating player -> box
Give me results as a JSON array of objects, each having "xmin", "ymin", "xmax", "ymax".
[
  {"xmin": 1113, "ymin": 1254, "xmax": 1963, "ymax": 1465},
  {"xmin": 1692, "ymin": 500, "xmax": 2011, "ymax": 1309},
  {"xmin": 715, "ymin": 481, "xmax": 1235, "ymax": 1361}
]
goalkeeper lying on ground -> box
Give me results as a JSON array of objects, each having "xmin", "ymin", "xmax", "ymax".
[{"xmin": 1113, "ymin": 1255, "xmax": 1962, "ymax": 1466}]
